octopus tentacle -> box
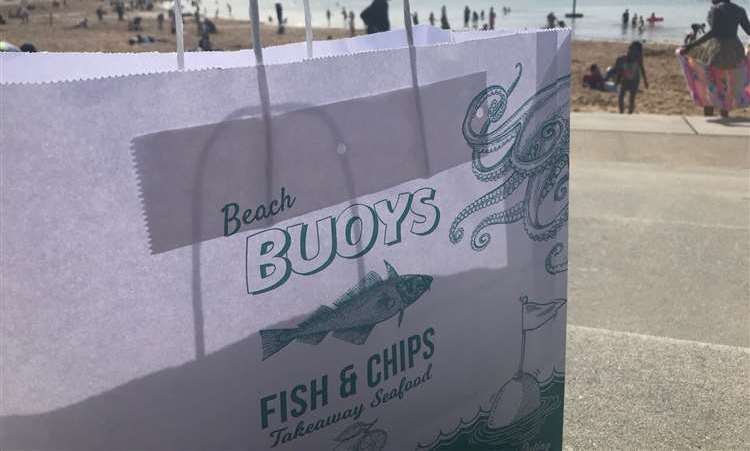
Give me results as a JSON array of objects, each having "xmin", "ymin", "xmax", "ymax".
[
  {"xmin": 448, "ymin": 171, "xmax": 527, "ymax": 244},
  {"xmin": 470, "ymin": 201, "xmax": 527, "ymax": 251},
  {"xmin": 471, "ymin": 122, "xmax": 522, "ymax": 183},
  {"xmin": 462, "ymin": 64, "xmax": 523, "ymax": 149},
  {"xmin": 545, "ymin": 242, "xmax": 568, "ymax": 274},
  {"xmin": 524, "ymin": 154, "xmax": 569, "ymax": 242},
  {"xmin": 451, "ymin": 63, "xmax": 571, "ymax": 254}
]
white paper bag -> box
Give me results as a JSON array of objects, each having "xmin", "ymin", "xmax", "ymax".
[
  {"xmin": 0, "ymin": 29, "xmax": 570, "ymax": 450},
  {"xmin": 0, "ymin": 26, "xmax": 518, "ymax": 84}
]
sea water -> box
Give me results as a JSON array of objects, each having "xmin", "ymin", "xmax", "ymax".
[{"xmin": 209, "ymin": 0, "xmax": 750, "ymax": 43}]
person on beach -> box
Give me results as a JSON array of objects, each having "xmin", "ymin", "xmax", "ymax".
[
  {"xmin": 429, "ymin": 11, "xmax": 435, "ymax": 26},
  {"xmin": 203, "ymin": 17, "xmax": 217, "ymax": 33},
  {"xmin": 116, "ymin": 0, "xmax": 124, "ymax": 21},
  {"xmin": 546, "ymin": 12, "xmax": 556, "ymax": 29},
  {"xmin": 679, "ymin": 0, "xmax": 750, "ymax": 117},
  {"xmin": 198, "ymin": 32, "xmax": 212, "ymax": 50},
  {"xmin": 472, "ymin": 10, "xmax": 478, "ymax": 29},
  {"xmin": 606, "ymin": 41, "xmax": 649, "ymax": 114},
  {"xmin": 226, "ymin": 2, "xmax": 232, "ymax": 17},
  {"xmin": 326, "ymin": 9, "xmax": 331, "ymax": 27},
  {"xmin": 360, "ymin": 0, "xmax": 389, "ymax": 34},
  {"xmin": 19, "ymin": 4, "xmax": 29, "ymax": 24},
  {"xmin": 463, "ymin": 6, "xmax": 470, "ymax": 28},
  {"xmin": 342, "ymin": 7, "xmax": 347, "ymax": 27},
  {"xmin": 622, "ymin": 9, "xmax": 629, "ymax": 27},
  {"xmin": 157, "ymin": 12, "xmax": 164, "ymax": 29},
  {"xmin": 349, "ymin": 10, "xmax": 355, "ymax": 36},
  {"xmin": 489, "ymin": 7, "xmax": 495, "ymax": 30},
  {"xmin": 582, "ymin": 64, "xmax": 605, "ymax": 90},
  {"xmin": 440, "ymin": 5, "xmax": 449, "ymax": 29},
  {"xmin": 631, "ymin": 13, "xmax": 637, "ymax": 28},
  {"xmin": 275, "ymin": 2, "xmax": 285, "ymax": 34}
]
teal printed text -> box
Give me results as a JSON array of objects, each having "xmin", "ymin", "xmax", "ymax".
[
  {"xmin": 367, "ymin": 327, "xmax": 435, "ymax": 388},
  {"xmin": 246, "ymin": 187, "xmax": 440, "ymax": 295},
  {"xmin": 222, "ymin": 186, "xmax": 297, "ymax": 237},
  {"xmin": 260, "ymin": 375, "xmax": 329, "ymax": 429},
  {"xmin": 268, "ymin": 402, "xmax": 365, "ymax": 448}
]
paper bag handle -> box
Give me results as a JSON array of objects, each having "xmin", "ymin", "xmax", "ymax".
[
  {"xmin": 402, "ymin": 0, "xmax": 430, "ymax": 175},
  {"xmin": 173, "ymin": 0, "xmax": 185, "ymax": 69},
  {"xmin": 249, "ymin": 0, "xmax": 264, "ymax": 65},
  {"xmin": 303, "ymin": 0, "xmax": 314, "ymax": 58},
  {"xmin": 402, "ymin": 0, "xmax": 415, "ymax": 48}
]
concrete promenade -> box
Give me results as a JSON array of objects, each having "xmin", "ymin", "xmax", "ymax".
[{"xmin": 563, "ymin": 113, "xmax": 749, "ymax": 449}]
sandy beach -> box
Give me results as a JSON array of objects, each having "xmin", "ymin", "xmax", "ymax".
[{"xmin": 2, "ymin": 0, "xmax": 748, "ymax": 117}]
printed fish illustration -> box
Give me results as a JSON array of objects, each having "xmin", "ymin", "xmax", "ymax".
[{"xmin": 260, "ymin": 261, "xmax": 433, "ymax": 360}]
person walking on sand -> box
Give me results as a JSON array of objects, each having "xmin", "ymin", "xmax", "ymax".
[
  {"xmin": 116, "ymin": 0, "xmax": 125, "ymax": 21},
  {"xmin": 440, "ymin": 5, "xmax": 449, "ymax": 29},
  {"xmin": 18, "ymin": 3, "xmax": 29, "ymax": 23},
  {"xmin": 360, "ymin": 0, "xmax": 389, "ymax": 34},
  {"xmin": 275, "ymin": 2, "xmax": 284, "ymax": 34},
  {"xmin": 679, "ymin": 0, "xmax": 750, "ymax": 117},
  {"xmin": 606, "ymin": 41, "xmax": 649, "ymax": 114}
]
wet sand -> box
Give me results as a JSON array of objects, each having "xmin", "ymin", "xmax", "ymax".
[{"xmin": 2, "ymin": 0, "xmax": 748, "ymax": 117}]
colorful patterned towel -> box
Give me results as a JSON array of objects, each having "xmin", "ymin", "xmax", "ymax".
[{"xmin": 677, "ymin": 49, "xmax": 750, "ymax": 111}]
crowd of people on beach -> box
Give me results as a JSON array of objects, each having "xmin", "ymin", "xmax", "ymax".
[
  {"xmin": 619, "ymin": 8, "xmax": 664, "ymax": 36},
  {"xmin": 579, "ymin": 0, "xmax": 749, "ymax": 117},
  {"xmin": 317, "ymin": 3, "xmax": 513, "ymax": 35},
  {"xmin": 2, "ymin": 0, "xmax": 748, "ymax": 118}
]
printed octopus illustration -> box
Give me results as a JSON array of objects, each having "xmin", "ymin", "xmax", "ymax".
[{"xmin": 449, "ymin": 63, "xmax": 570, "ymax": 274}]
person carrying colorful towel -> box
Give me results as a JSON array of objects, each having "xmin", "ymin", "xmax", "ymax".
[{"xmin": 678, "ymin": 0, "xmax": 750, "ymax": 118}]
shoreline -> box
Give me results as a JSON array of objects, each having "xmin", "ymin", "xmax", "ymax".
[{"xmin": 1, "ymin": 0, "xmax": 748, "ymax": 117}]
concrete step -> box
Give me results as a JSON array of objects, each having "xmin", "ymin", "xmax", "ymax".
[{"xmin": 571, "ymin": 112, "xmax": 750, "ymax": 137}]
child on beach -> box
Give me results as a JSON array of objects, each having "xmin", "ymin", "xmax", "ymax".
[
  {"xmin": 606, "ymin": 41, "xmax": 649, "ymax": 114},
  {"xmin": 582, "ymin": 64, "xmax": 605, "ymax": 90}
]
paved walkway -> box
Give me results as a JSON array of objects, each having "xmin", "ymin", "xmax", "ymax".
[
  {"xmin": 563, "ymin": 113, "xmax": 749, "ymax": 449},
  {"xmin": 571, "ymin": 112, "xmax": 750, "ymax": 137}
]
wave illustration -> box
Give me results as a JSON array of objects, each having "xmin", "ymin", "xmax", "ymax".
[{"xmin": 418, "ymin": 371, "xmax": 564, "ymax": 451}]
